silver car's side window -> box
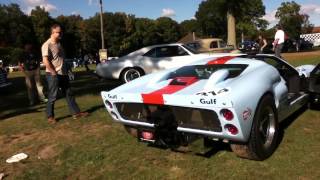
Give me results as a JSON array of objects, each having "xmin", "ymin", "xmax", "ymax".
[
  {"xmin": 143, "ymin": 48, "xmax": 156, "ymax": 57},
  {"xmin": 144, "ymin": 46, "xmax": 189, "ymax": 58},
  {"xmin": 156, "ymin": 46, "xmax": 187, "ymax": 57},
  {"xmin": 177, "ymin": 46, "xmax": 189, "ymax": 56}
]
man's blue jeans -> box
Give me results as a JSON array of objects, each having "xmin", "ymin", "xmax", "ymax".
[
  {"xmin": 275, "ymin": 43, "xmax": 283, "ymax": 58},
  {"xmin": 46, "ymin": 73, "xmax": 80, "ymax": 118}
]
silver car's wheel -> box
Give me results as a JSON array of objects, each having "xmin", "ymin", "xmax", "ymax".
[{"xmin": 121, "ymin": 68, "xmax": 142, "ymax": 83}]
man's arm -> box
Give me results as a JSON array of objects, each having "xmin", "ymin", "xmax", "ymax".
[
  {"xmin": 262, "ymin": 39, "xmax": 267, "ymax": 49},
  {"xmin": 272, "ymin": 39, "xmax": 279, "ymax": 51},
  {"xmin": 43, "ymin": 56, "xmax": 57, "ymax": 75},
  {"xmin": 18, "ymin": 61, "xmax": 24, "ymax": 72}
]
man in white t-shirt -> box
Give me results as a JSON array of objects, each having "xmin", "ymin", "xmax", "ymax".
[
  {"xmin": 273, "ymin": 25, "xmax": 285, "ymax": 58},
  {"xmin": 42, "ymin": 24, "xmax": 88, "ymax": 124}
]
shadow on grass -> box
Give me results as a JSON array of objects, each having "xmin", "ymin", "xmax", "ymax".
[
  {"xmin": 279, "ymin": 106, "xmax": 308, "ymax": 130},
  {"xmin": 0, "ymin": 70, "xmax": 121, "ymax": 120},
  {"xmin": 55, "ymin": 104, "xmax": 105, "ymax": 121}
]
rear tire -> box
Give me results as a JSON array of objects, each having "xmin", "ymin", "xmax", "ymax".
[
  {"xmin": 230, "ymin": 94, "xmax": 279, "ymax": 160},
  {"xmin": 120, "ymin": 68, "xmax": 143, "ymax": 83}
]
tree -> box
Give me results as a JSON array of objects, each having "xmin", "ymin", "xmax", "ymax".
[
  {"xmin": 155, "ymin": 17, "xmax": 181, "ymax": 44},
  {"xmin": 196, "ymin": 0, "xmax": 266, "ymax": 47},
  {"xmin": 179, "ymin": 19, "xmax": 200, "ymax": 37},
  {"xmin": 120, "ymin": 18, "xmax": 159, "ymax": 55},
  {"xmin": 0, "ymin": 4, "xmax": 35, "ymax": 65},
  {"xmin": 0, "ymin": 4, "xmax": 34, "ymax": 47},
  {"xmin": 56, "ymin": 15, "xmax": 83, "ymax": 58},
  {"xmin": 195, "ymin": 1, "xmax": 227, "ymax": 38},
  {"xmin": 30, "ymin": 6, "xmax": 54, "ymax": 47},
  {"xmin": 275, "ymin": 1, "xmax": 314, "ymax": 40}
]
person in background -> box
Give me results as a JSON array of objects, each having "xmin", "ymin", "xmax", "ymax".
[
  {"xmin": 273, "ymin": 25, "xmax": 285, "ymax": 58},
  {"xmin": 42, "ymin": 24, "xmax": 88, "ymax": 124},
  {"xmin": 258, "ymin": 35, "xmax": 267, "ymax": 53},
  {"xmin": 83, "ymin": 54, "xmax": 90, "ymax": 72},
  {"xmin": 19, "ymin": 43, "xmax": 47, "ymax": 106}
]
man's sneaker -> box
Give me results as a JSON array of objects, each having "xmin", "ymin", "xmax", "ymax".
[
  {"xmin": 48, "ymin": 117, "xmax": 57, "ymax": 124},
  {"xmin": 41, "ymin": 98, "xmax": 48, "ymax": 103},
  {"xmin": 73, "ymin": 112, "xmax": 89, "ymax": 119}
]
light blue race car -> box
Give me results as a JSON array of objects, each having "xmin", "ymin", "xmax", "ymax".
[{"xmin": 101, "ymin": 54, "xmax": 320, "ymax": 160}]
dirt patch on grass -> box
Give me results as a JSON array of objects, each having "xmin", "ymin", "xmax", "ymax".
[
  {"xmin": 81, "ymin": 123, "xmax": 111, "ymax": 135},
  {"xmin": 38, "ymin": 144, "xmax": 59, "ymax": 159}
]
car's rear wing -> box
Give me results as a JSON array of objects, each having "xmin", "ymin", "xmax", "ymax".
[{"xmin": 101, "ymin": 91, "xmax": 233, "ymax": 109}]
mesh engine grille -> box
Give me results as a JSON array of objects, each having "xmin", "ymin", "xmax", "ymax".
[{"xmin": 115, "ymin": 103, "xmax": 222, "ymax": 132}]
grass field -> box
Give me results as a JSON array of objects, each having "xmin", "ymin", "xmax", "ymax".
[{"xmin": 0, "ymin": 52, "xmax": 319, "ymax": 179}]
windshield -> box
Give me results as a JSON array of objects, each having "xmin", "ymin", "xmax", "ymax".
[
  {"xmin": 168, "ymin": 64, "xmax": 248, "ymax": 80},
  {"xmin": 182, "ymin": 44, "xmax": 200, "ymax": 54}
]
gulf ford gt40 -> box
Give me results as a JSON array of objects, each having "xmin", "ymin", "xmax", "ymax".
[{"xmin": 101, "ymin": 55, "xmax": 320, "ymax": 160}]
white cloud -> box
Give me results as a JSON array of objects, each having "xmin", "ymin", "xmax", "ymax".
[
  {"xmin": 71, "ymin": 11, "xmax": 80, "ymax": 16},
  {"xmin": 263, "ymin": 10, "xmax": 278, "ymax": 25},
  {"xmin": 300, "ymin": 4, "xmax": 320, "ymax": 15},
  {"xmin": 161, "ymin": 8, "xmax": 176, "ymax": 17},
  {"xmin": 88, "ymin": 0, "xmax": 99, "ymax": 6},
  {"xmin": 23, "ymin": 0, "xmax": 57, "ymax": 14},
  {"xmin": 25, "ymin": 0, "xmax": 45, "ymax": 6}
]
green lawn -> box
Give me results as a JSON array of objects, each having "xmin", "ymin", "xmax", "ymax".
[{"xmin": 0, "ymin": 54, "xmax": 319, "ymax": 179}]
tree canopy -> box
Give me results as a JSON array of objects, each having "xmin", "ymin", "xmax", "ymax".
[
  {"xmin": 195, "ymin": 0, "xmax": 267, "ymax": 46},
  {"xmin": 0, "ymin": 1, "xmax": 315, "ymax": 65},
  {"xmin": 275, "ymin": 1, "xmax": 313, "ymax": 39}
]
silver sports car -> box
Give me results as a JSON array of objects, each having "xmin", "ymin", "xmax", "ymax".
[{"xmin": 96, "ymin": 43, "xmax": 235, "ymax": 83}]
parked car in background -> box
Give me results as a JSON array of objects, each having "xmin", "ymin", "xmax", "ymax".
[
  {"xmin": 0, "ymin": 63, "xmax": 11, "ymax": 89},
  {"xmin": 101, "ymin": 54, "xmax": 319, "ymax": 161},
  {"xmin": 185, "ymin": 38, "xmax": 235, "ymax": 53},
  {"xmin": 238, "ymin": 40, "xmax": 259, "ymax": 53},
  {"xmin": 96, "ymin": 43, "xmax": 237, "ymax": 83},
  {"xmin": 282, "ymin": 38, "xmax": 313, "ymax": 52}
]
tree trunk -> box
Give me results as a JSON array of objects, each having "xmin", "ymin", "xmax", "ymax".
[{"xmin": 227, "ymin": 11, "xmax": 236, "ymax": 48}]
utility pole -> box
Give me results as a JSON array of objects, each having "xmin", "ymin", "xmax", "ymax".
[
  {"xmin": 99, "ymin": 0, "xmax": 105, "ymax": 49},
  {"xmin": 99, "ymin": 0, "xmax": 107, "ymax": 61}
]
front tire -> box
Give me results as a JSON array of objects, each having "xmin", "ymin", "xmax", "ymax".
[
  {"xmin": 121, "ymin": 68, "xmax": 143, "ymax": 83},
  {"xmin": 231, "ymin": 94, "xmax": 279, "ymax": 160}
]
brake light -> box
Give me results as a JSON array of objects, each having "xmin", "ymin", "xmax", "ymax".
[
  {"xmin": 141, "ymin": 131, "xmax": 154, "ymax": 140},
  {"xmin": 105, "ymin": 100, "xmax": 113, "ymax": 109},
  {"xmin": 221, "ymin": 109, "xmax": 234, "ymax": 121},
  {"xmin": 225, "ymin": 124, "xmax": 238, "ymax": 135}
]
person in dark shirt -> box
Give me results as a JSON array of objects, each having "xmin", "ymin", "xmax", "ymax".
[
  {"xmin": 258, "ymin": 35, "xmax": 267, "ymax": 53},
  {"xmin": 19, "ymin": 43, "xmax": 47, "ymax": 106}
]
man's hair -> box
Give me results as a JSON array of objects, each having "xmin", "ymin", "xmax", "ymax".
[
  {"xmin": 50, "ymin": 24, "xmax": 61, "ymax": 33},
  {"xmin": 276, "ymin": 24, "xmax": 282, "ymax": 30}
]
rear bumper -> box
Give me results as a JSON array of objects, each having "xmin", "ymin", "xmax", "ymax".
[{"xmin": 101, "ymin": 92, "xmax": 248, "ymax": 142}]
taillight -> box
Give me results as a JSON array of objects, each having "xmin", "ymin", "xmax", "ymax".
[
  {"xmin": 221, "ymin": 109, "xmax": 234, "ymax": 121},
  {"xmin": 141, "ymin": 131, "xmax": 154, "ymax": 140},
  {"xmin": 225, "ymin": 124, "xmax": 238, "ymax": 135},
  {"xmin": 105, "ymin": 100, "xmax": 113, "ymax": 109}
]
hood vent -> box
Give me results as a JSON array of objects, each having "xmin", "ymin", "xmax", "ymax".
[{"xmin": 203, "ymin": 69, "xmax": 229, "ymax": 90}]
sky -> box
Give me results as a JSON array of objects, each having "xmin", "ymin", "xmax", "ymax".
[{"xmin": 1, "ymin": 0, "xmax": 320, "ymax": 26}]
